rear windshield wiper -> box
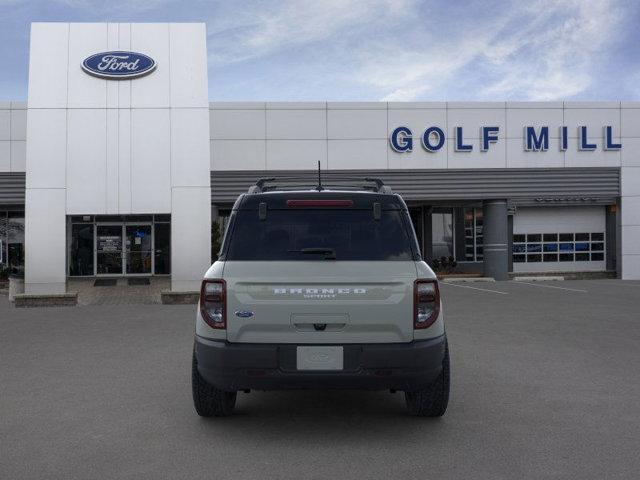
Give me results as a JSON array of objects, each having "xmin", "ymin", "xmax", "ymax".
[{"xmin": 287, "ymin": 247, "xmax": 337, "ymax": 260}]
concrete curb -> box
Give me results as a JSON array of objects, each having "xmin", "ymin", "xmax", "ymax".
[
  {"xmin": 514, "ymin": 276, "xmax": 564, "ymax": 282},
  {"xmin": 14, "ymin": 292, "xmax": 78, "ymax": 308},
  {"xmin": 443, "ymin": 277, "xmax": 496, "ymax": 283},
  {"xmin": 161, "ymin": 291, "xmax": 199, "ymax": 305}
]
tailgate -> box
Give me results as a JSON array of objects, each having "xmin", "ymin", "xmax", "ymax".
[{"xmin": 223, "ymin": 261, "xmax": 417, "ymax": 343}]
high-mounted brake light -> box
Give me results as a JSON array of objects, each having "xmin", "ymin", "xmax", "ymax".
[
  {"xmin": 286, "ymin": 199, "xmax": 354, "ymax": 207},
  {"xmin": 414, "ymin": 279, "xmax": 440, "ymax": 329},
  {"xmin": 200, "ymin": 279, "xmax": 226, "ymax": 329}
]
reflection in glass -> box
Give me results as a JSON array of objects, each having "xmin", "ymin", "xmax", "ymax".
[
  {"xmin": 125, "ymin": 225, "xmax": 152, "ymax": 274},
  {"xmin": 96, "ymin": 225, "xmax": 122, "ymax": 274},
  {"xmin": 154, "ymin": 223, "xmax": 171, "ymax": 274},
  {"xmin": 432, "ymin": 211, "xmax": 454, "ymax": 258},
  {"xmin": 70, "ymin": 224, "xmax": 94, "ymax": 276}
]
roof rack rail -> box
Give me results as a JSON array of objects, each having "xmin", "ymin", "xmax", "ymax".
[{"xmin": 247, "ymin": 176, "xmax": 392, "ymax": 194}]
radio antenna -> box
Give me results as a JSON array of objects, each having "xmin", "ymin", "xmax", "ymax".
[{"xmin": 317, "ymin": 160, "xmax": 324, "ymax": 191}]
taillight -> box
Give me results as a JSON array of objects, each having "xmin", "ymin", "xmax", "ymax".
[
  {"xmin": 200, "ymin": 279, "xmax": 226, "ymax": 329},
  {"xmin": 414, "ymin": 279, "xmax": 440, "ymax": 329}
]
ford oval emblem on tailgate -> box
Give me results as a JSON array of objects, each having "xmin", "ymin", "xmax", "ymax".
[{"xmin": 234, "ymin": 310, "xmax": 254, "ymax": 318}]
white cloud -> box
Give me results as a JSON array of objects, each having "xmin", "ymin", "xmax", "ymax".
[
  {"xmin": 358, "ymin": 0, "xmax": 625, "ymax": 101},
  {"xmin": 207, "ymin": 0, "xmax": 411, "ymax": 65}
]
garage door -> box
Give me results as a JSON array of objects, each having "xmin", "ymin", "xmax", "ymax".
[{"xmin": 513, "ymin": 206, "xmax": 606, "ymax": 273}]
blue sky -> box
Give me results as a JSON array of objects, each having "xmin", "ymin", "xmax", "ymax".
[{"xmin": 1, "ymin": 0, "xmax": 639, "ymax": 101}]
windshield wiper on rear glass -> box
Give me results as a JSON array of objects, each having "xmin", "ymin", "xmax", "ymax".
[{"xmin": 287, "ymin": 247, "xmax": 337, "ymax": 260}]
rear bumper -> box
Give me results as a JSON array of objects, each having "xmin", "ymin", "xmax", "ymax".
[{"xmin": 194, "ymin": 334, "xmax": 447, "ymax": 392}]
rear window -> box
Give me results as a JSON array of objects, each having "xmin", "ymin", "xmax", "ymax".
[{"xmin": 225, "ymin": 209, "xmax": 415, "ymax": 261}]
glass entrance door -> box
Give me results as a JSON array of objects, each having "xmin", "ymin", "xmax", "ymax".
[
  {"xmin": 125, "ymin": 225, "xmax": 152, "ymax": 274},
  {"xmin": 96, "ymin": 225, "xmax": 123, "ymax": 275}
]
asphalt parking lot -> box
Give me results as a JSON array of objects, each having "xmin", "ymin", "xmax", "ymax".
[{"xmin": 2, "ymin": 279, "xmax": 640, "ymax": 480}]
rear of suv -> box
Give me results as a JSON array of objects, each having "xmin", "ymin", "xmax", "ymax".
[{"xmin": 192, "ymin": 178, "xmax": 449, "ymax": 417}]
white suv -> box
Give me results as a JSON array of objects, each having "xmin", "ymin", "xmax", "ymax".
[{"xmin": 192, "ymin": 178, "xmax": 449, "ymax": 417}]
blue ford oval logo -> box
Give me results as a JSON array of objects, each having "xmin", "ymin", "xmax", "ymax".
[
  {"xmin": 82, "ymin": 51, "xmax": 156, "ymax": 80},
  {"xmin": 234, "ymin": 310, "xmax": 254, "ymax": 318}
]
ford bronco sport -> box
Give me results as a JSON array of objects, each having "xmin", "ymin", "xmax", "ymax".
[{"xmin": 192, "ymin": 177, "xmax": 449, "ymax": 417}]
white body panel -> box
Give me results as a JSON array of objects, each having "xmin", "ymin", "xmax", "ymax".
[{"xmin": 196, "ymin": 259, "xmax": 444, "ymax": 344}]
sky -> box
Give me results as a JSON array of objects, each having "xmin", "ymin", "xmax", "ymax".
[{"xmin": 1, "ymin": 0, "xmax": 639, "ymax": 102}]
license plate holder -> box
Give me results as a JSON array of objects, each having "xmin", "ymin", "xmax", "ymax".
[{"xmin": 296, "ymin": 346, "xmax": 344, "ymax": 370}]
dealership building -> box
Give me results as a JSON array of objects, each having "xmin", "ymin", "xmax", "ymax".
[{"xmin": 1, "ymin": 22, "xmax": 640, "ymax": 296}]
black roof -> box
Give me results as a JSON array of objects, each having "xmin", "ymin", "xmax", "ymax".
[{"xmin": 235, "ymin": 190, "xmax": 408, "ymax": 210}]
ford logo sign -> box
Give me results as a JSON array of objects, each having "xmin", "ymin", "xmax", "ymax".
[
  {"xmin": 234, "ymin": 310, "xmax": 255, "ymax": 318},
  {"xmin": 82, "ymin": 51, "xmax": 156, "ymax": 80}
]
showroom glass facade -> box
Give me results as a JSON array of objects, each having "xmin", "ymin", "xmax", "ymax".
[
  {"xmin": 68, "ymin": 215, "xmax": 171, "ymax": 277},
  {"xmin": 0, "ymin": 211, "xmax": 25, "ymax": 274}
]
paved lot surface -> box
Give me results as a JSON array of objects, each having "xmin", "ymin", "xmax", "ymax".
[
  {"xmin": 68, "ymin": 277, "xmax": 170, "ymax": 305},
  {"xmin": 2, "ymin": 279, "xmax": 640, "ymax": 479}
]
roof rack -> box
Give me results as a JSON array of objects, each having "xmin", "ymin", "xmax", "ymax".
[{"xmin": 247, "ymin": 176, "xmax": 392, "ymax": 194}]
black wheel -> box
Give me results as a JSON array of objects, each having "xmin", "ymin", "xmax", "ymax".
[
  {"xmin": 192, "ymin": 352, "xmax": 237, "ymax": 417},
  {"xmin": 405, "ymin": 342, "xmax": 450, "ymax": 417}
]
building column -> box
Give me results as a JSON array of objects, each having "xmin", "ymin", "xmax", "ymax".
[
  {"xmin": 483, "ymin": 200, "xmax": 509, "ymax": 280},
  {"xmin": 606, "ymin": 204, "xmax": 617, "ymax": 273}
]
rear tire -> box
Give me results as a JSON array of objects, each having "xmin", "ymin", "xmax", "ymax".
[
  {"xmin": 192, "ymin": 352, "xmax": 237, "ymax": 417},
  {"xmin": 405, "ymin": 341, "xmax": 450, "ymax": 417}
]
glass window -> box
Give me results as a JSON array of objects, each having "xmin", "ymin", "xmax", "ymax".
[
  {"xmin": 559, "ymin": 233, "xmax": 573, "ymax": 241},
  {"xmin": 560, "ymin": 253, "xmax": 574, "ymax": 261},
  {"xmin": 513, "ymin": 244, "xmax": 526, "ymax": 253},
  {"xmin": 70, "ymin": 215, "xmax": 94, "ymax": 223},
  {"xmin": 226, "ymin": 209, "xmax": 415, "ymax": 261},
  {"xmin": 154, "ymin": 223, "xmax": 171, "ymax": 274},
  {"xmin": 591, "ymin": 233, "xmax": 604, "ymax": 241},
  {"xmin": 543, "ymin": 254, "xmax": 558, "ymax": 262},
  {"xmin": 527, "ymin": 254, "xmax": 542, "ymax": 262},
  {"xmin": 513, "ymin": 254, "xmax": 526, "ymax": 263},
  {"xmin": 543, "ymin": 233, "xmax": 558, "ymax": 242},
  {"xmin": 513, "ymin": 234, "xmax": 525, "ymax": 243},
  {"xmin": 575, "ymin": 253, "xmax": 590, "ymax": 261},
  {"xmin": 575, "ymin": 233, "xmax": 589, "ymax": 241},
  {"xmin": 69, "ymin": 224, "xmax": 94, "ymax": 276},
  {"xmin": 432, "ymin": 211, "xmax": 454, "ymax": 259},
  {"xmin": 591, "ymin": 252, "xmax": 604, "ymax": 261},
  {"xmin": 474, "ymin": 208, "xmax": 483, "ymax": 261},
  {"xmin": 96, "ymin": 225, "xmax": 123, "ymax": 275},
  {"xmin": 591, "ymin": 242, "xmax": 604, "ymax": 251},
  {"xmin": 7, "ymin": 213, "xmax": 25, "ymax": 273},
  {"xmin": 125, "ymin": 225, "xmax": 152, "ymax": 274},
  {"xmin": 0, "ymin": 211, "xmax": 7, "ymax": 267},
  {"xmin": 527, "ymin": 244, "xmax": 542, "ymax": 252},
  {"xmin": 527, "ymin": 234, "xmax": 542, "ymax": 242},
  {"xmin": 559, "ymin": 243, "xmax": 573, "ymax": 252},
  {"xmin": 543, "ymin": 243, "xmax": 558, "ymax": 252},
  {"xmin": 575, "ymin": 242, "xmax": 589, "ymax": 251},
  {"xmin": 463, "ymin": 208, "xmax": 474, "ymax": 261}
]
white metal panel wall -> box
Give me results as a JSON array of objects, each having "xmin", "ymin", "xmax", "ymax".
[
  {"xmin": 513, "ymin": 206, "xmax": 606, "ymax": 273},
  {"xmin": 25, "ymin": 22, "xmax": 211, "ymax": 293},
  {"xmin": 0, "ymin": 102, "xmax": 27, "ymax": 173},
  {"xmin": 209, "ymin": 100, "xmax": 640, "ymax": 279}
]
